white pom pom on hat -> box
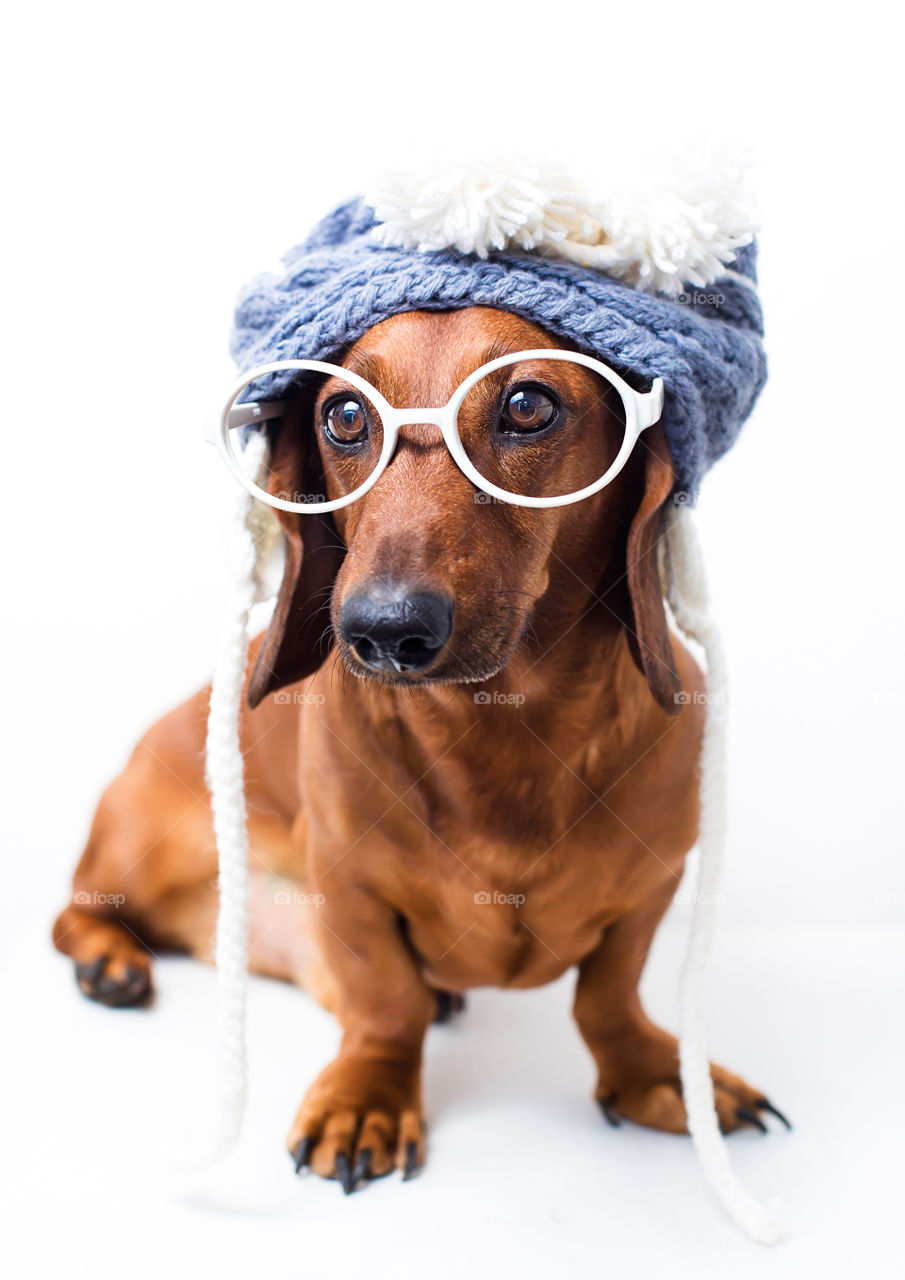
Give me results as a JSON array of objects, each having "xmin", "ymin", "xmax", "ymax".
[{"xmin": 365, "ymin": 151, "xmax": 759, "ymax": 297}]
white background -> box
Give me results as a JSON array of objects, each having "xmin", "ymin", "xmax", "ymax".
[{"xmin": 1, "ymin": 2, "xmax": 902, "ymax": 1276}]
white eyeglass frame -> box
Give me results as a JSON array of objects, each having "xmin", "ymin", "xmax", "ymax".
[{"xmin": 207, "ymin": 350, "xmax": 665, "ymax": 513}]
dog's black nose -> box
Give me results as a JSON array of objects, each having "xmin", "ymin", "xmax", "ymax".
[{"xmin": 340, "ymin": 590, "xmax": 453, "ymax": 674}]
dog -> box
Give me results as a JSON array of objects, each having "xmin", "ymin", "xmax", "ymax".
[{"xmin": 53, "ymin": 304, "xmax": 785, "ymax": 1192}]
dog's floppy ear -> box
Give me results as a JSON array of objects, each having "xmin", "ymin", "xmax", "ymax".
[
  {"xmin": 622, "ymin": 425, "xmax": 682, "ymax": 715},
  {"xmin": 246, "ymin": 386, "xmax": 344, "ymax": 709}
]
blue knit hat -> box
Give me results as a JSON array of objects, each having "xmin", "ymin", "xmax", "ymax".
[{"xmin": 230, "ymin": 161, "xmax": 766, "ymax": 502}]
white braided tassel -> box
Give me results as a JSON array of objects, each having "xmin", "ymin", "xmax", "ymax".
[
  {"xmin": 201, "ymin": 431, "xmax": 270, "ymax": 1162},
  {"xmin": 664, "ymin": 506, "xmax": 780, "ymax": 1245}
]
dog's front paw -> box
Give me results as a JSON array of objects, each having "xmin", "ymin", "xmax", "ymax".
[
  {"xmin": 288, "ymin": 1053, "xmax": 424, "ymax": 1193},
  {"xmin": 594, "ymin": 1027, "xmax": 790, "ymax": 1136}
]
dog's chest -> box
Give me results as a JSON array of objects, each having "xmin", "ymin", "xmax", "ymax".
[
  {"xmin": 303, "ymin": 700, "xmax": 692, "ymax": 989},
  {"xmin": 413, "ymin": 880, "xmax": 609, "ymax": 990},
  {"xmin": 401, "ymin": 815, "xmax": 645, "ymax": 989}
]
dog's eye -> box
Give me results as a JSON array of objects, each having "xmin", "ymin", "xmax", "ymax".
[
  {"xmin": 323, "ymin": 396, "xmax": 367, "ymax": 445},
  {"xmin": 500, "ymin": 384, "xmax": 559, "ymax": 434}
]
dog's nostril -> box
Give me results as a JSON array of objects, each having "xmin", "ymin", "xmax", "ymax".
[
  {"xmin": 340, "ymin": 590, "xmax": 453, "ymax": 675},
  {"xmin": 398, "ymin": 635, "xmax": 437, "ymax": 657}
]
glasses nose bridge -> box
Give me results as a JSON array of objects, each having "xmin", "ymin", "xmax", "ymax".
[{"xmin": 388, "ymin": 405, "xmax": 449, "ymax": 430}]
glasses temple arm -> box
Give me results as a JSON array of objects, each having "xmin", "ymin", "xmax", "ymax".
[
  {"xmin": 637, "ymin": 378, "xmax": 665, "ymax": 431},
  {"xmin": 204, "ymin": 398, "xmax": 287, "ymax": 444}
]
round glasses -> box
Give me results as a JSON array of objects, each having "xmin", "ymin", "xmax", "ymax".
[{"xmin": 209, "ymin": 350, "xmax": 664, "ymax": 514}]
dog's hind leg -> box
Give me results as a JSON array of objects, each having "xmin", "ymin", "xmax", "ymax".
[
  {"xmin": 51, "ymin": 712, "xmax": 222, "ymax": 1007},
  {"xmin": 52, "ymin": 679, "xmax": 340, "ymax": 1011},
  {"xmin": 53, "ymin": 679, "xmax": 287, "ymax": 1002}
]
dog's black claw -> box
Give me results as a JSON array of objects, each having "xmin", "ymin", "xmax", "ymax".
[
  {"xmin": 352, "ymin": 1148, "xmax": 371, "ymax": 1189},
  {"xmin": 292, "ymin": 1136, "xmax": 315, "ymax": 1173},
  {"xmin": 401, "ymin": 1140, "xmax": 419, "ymax": 1181},
  {"xmin": 433, "ymin": 990, "xmax": 466, "ymax": 1024},
  {"xmin": 736, "ymin": 1106, "xmax": 768, "ymax": 1134},
  {"xmin": 122, "ymin": 964, "xmax": 152, "ymax": 1003},
  {"xmin": 599, "ymin": 1096, "xmax": 621, "ymax": 1128},
  {"xmin": 80, "ymin": 955, "xmax": 108, "ymax": 984},
  {"xmin": 75, "ymin": 957, "xmax": 151, "ymax": 1008},
  {"xmin": 335, "ymin": 1151, "xmax": 354, "ymax": 1194},
  {"xmin": 758, "ymin": 1097, "xmax": 792, "ymax": 1130}
]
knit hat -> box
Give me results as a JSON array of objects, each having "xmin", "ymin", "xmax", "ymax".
[
  {"xmin": 202, "ymin": 159, "xmax": 780, "ymax": 1245},
  {"xmin": 230, "ymin": 159, "xmax": 766, "ymax": 504}
]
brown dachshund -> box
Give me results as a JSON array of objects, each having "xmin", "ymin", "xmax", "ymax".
[{"xmin": 53, "ymin": 305, "xmax": 782, "ymax": 1192}]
